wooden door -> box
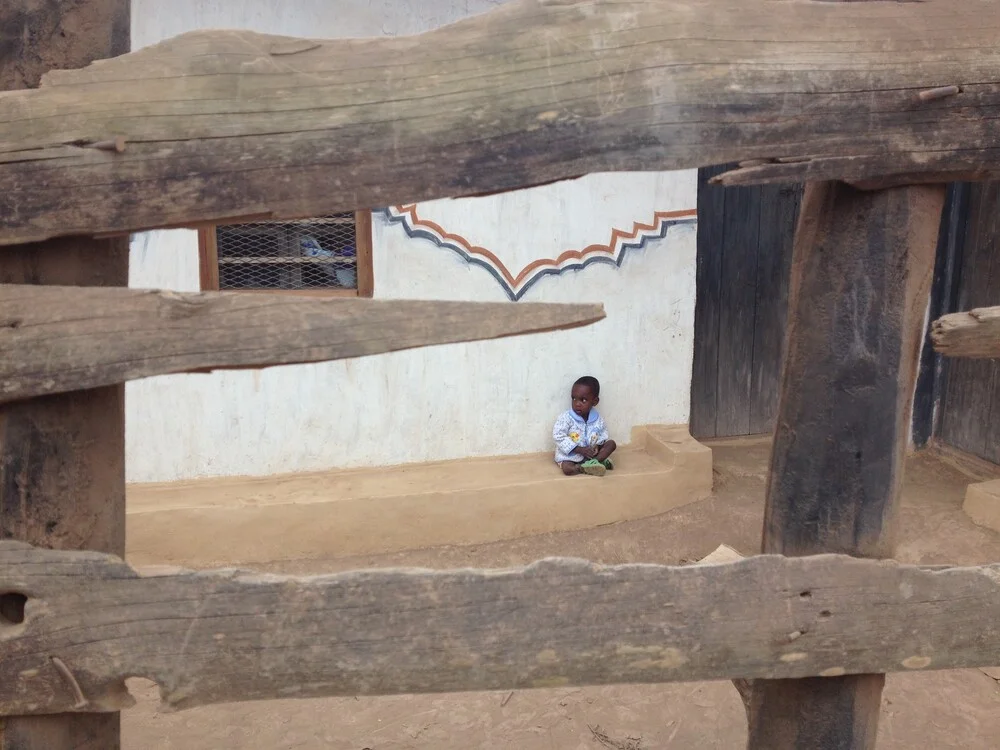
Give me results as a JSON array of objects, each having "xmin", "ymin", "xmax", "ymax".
[
  {"xmin": 690, "ymin": 165, "xmax": 802, "ymax": 439},
  {"xmin": 937, "ymin": 182, "xmax": 1000, "ymax": 463}
]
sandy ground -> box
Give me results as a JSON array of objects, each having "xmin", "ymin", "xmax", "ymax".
[{"xmin": 123, "ymin": 439, "xmax": 1000, "ymax": 749}]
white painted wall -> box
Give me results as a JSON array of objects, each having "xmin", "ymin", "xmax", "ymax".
[
  {"xmin": 126, "ymin": 0, "xmax": 698, "ymax": 482},
  {"xmin": 131, "ymin": 0, "xmax": 511, "ymax": 42}
]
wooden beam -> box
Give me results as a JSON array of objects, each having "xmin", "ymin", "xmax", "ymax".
[
  {"xmin": 0, "ymin": 2, "xmax": 129, "ymax": 749},
  {"xmin": 762, "ymin": 183, "xmax": 943, "ymax": 558},
  {"xmin": 931, "ymin": 307, "xmax": 1000, "ymax": 359},
  {"xmin": 1, "ymin": 0, "xmax": 999, "ymax": 244},
  {"xmin": 716, "ymin": 167, "xmax": 992, "ymax": 191},
  {"xmin": 745, "ymin": 182, "xmax": 945, "ymax": 749},
  {"xmin": 1, "ymin": 542, "xmax": 999, "ymax": 716},
  {"xmin": 0, "ymin": 285, "xmax": 603, "ymax": 402}
]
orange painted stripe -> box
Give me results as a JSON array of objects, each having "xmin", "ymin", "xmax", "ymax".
[
  {"xmin": 394, "ymin": 204, "xmax": 518, "ymax": 286},
  {"xmin": 392, "ymin": 205, "xmax": 697, "ymax": 291},
  {"xmin": 513, "ymin": 209, "xmax": 698, "ymax": 286}
]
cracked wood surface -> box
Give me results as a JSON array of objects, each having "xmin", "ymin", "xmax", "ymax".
[
  {"xmin": 1, "ymin": 0, "xmax": 1000, "ymax": 244},
  {"xmin": 743, "ymin": 178, "xmax": 945, "ymax": 750},
  {"xmin": 1, "ymin": 542, "xmax": 999, "ymax": 715},
  {"xmin": 0, "ymin": 2, "xmax": 131, "ymax": 748},
  {"xmin": 0, "ymin": 285, "xmax": 603, "ymax": 402},
  {"xmin": 932, "ymin": 306, "xmax": 1000, "ymax": 359}
]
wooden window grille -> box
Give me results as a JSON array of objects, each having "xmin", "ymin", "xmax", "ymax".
[{"xmin": 199, "ymin": 211, "xmax": 373, "ymax": 297}]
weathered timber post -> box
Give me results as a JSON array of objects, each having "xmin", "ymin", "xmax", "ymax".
[
  {"xmin": 743, "ymin": 181, "xmax": 945, "ymax": 749},
  {"xmin": 0, "ymin": 2, "xmax": 130, "ymax": 749}
]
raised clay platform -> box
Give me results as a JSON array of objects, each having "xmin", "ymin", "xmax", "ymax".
[
  {"xmin": 126, "ymin": 425, "xmax": 712, "ymax": 567},
  {"xmin": 964, "ymin": 479, "xmax": 1000, "ymax": 533}
]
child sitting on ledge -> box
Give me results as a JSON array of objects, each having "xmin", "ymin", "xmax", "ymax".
[{"xmin": 552, "ymin": 375, "xmax": 617, "ymax": 476}]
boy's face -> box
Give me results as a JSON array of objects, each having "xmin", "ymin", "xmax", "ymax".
[{"xmin": 571, "ymin": 384, "xmax": 599, "ymax": 419}]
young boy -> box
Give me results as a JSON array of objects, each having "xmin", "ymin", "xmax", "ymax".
[{"xmin": 553, "ymin": 376, "xmax": 617, "ymax": 476}]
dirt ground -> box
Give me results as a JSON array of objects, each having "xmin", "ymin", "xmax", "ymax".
[{"xmin": 123, "ymin": 438, "xmax": 1000, "ymax": 749}]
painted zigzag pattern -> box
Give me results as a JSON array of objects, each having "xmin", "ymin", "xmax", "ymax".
[{"xmin": 383, "ymin": 205, "xmax": 697, "ymax": 301}]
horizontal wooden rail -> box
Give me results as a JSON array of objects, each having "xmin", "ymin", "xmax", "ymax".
[
  {"xmin": 0, "ymin": 285, "xmax": 603, "ymax": 402},
  {"xmin": 1, "ymin": 542, "xmax": 998, "ymax": 715},
  {"xmin": 1, "ymin": 0, "xmax": 999, "ymax": 244},
  {"xmin": 931, "ymin": 306, "xmax": 1000, "ymax": 359}
]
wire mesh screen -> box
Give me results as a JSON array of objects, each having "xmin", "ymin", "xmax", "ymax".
[{"xmin": 216, "ymin": 213, "xmax": 359, "ymax": 290}]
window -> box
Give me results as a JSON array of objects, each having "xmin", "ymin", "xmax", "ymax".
[{"xmin": 198, "ymin": 211, "xmax": 373, "ymax": 297}]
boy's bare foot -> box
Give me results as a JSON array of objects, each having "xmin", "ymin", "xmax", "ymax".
[{"xmin": 560, "ymin": 461, "xmax": 582, "ymax": 476}]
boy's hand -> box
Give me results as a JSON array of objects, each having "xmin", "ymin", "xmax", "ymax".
[{"xmin": 575, "ymin": 446, "xmax": 598, "ymax": 459}]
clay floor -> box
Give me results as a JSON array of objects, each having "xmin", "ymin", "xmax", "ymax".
[{"xmin": 124, "ymin": 438, "xmax": 1000, "ymax": 749}]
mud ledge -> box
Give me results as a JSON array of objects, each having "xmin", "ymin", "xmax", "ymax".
[
  {"xmin": 964, "ymin": 478, "xmax": 1000, "ymax": 533},
  {"xmin": 126, "ymin": 425, "xmax": 712, "ymax": 567}
]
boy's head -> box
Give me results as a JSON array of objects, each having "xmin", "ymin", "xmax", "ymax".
[{"xmin": 571, "ymin": 376, "xmax": 600, "ymax": 419}]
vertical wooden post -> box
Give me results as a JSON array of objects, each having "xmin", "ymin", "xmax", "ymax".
[
  {"xmin": 744, "ymin": 181, "xmax": 945, "ymax": 749},
  {"xmin": 0, "ymin": 3, "xmax": 130, "ymax": 749}
]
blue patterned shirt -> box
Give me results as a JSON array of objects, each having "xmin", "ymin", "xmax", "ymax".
[{"xmin": 552, "ymin": 409, "xmax": 610, "ymax": 463}]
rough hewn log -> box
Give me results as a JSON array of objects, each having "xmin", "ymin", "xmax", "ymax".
[
  {"xmin": 0, "ymin": 285, "xmax": 603, "ymax": 402},
  {"xmin": 764, "ymin": 184, "xmax": 943, "ymax": 559},
  {"xmin": 0, "ymin": 2, "xmax": 130, "ymax": 748},
  {"xmin": 1, "ymin": 0, "xmax": 999, "ymax": 244},
  {"xmin": 746, "ymin": 182, "xmax": 945, "ymax": 750},
  {"xmin": 931, "ymin": 307, "xmax": 1000, "ymax": 359},
  {"xmin": 1, "ymin": 543, "xmax": 999, "ymax": 716}
]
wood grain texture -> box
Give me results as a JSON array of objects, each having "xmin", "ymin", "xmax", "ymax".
[
  {"xmin": 690, "ymin": 172, "xmax": 800, "ymax": 439},
  {"xmin": 912, "ymin": 183, "xmax": 970, "ymax": 448},
  {"xmin": 744, "ymin": 674, "xmax": 886, "ymax": 750},
  {"xmin": 932, "ymin": 307, "xmax": 1000, "ymax": 358},
  {"xmin": 1, "ymin": 542, "xmax": 1000, "ymax": 716},
  {"xmin": 196, "ymin": 227, "xmax": 220, "ymax": 291},
  {"xmin": 689, "ymin": 165, "xmax": 729, "ymax": 439},
  {"xmin": 715, "ymin": 183, "xmax": 761, "ymax": 437},
  {"xmin": 749, "ymin": 184, "xmax": 801, "ymax": 435},
  {"xmin": 0, "ymin": 253, "xmax": 127, "ymax": 750},
  {"xmin": 938, "ymin": 182, "xmax": 1000, "ymax": 464},
  {"xmin": 747, "ymin": 182, "xmax": 945, "ymax": 750},
  {"xmin": 0, "ymin": 2, "xmax": 129, "ymax": 747},
  {"xmin": 354, "ymin": 210, "xmax": 374, "ymax": 298},
  {"xmin": 0, "ymin": 285, "xmax": 603, "ymax": 402},
  {"xmin": 2, "ymin": 0, "xmax": 1000, "ymax": 244},
  {"xmin": 0, "ymin": 0, "xmax": 129, "ymax": 91},
  {"xmin": 988, "ymin": 343, "xmax": 1000, "ymax": 466},
  {"xmin": 763, "ymin": 183, "xmax": 943, "ymax": 560}
]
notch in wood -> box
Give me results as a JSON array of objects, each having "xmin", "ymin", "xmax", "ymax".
[
  {"xmin": 918, "ymin": 85, "xmax": 961, "ymax": 102},
  {"xmin": 87, "ymin": 137, "xmax": 127, "ymax": 153}
]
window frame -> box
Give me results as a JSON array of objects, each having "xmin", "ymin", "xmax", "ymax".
[{"xmin": 197, "ymin": 210, "xmax": 374, "ymax": 298}]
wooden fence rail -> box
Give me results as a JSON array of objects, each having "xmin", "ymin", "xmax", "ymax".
[
  {"xmin": 2, "ymin": 541, "xmax": 999, "ymax": 716},
  {"xmin": 0, "ymin": 285, "xmax": 603, "ymax": 402},
  {"xmin": 1, "ymin": 0, "xmax": 1000, "ymax": 245}
]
